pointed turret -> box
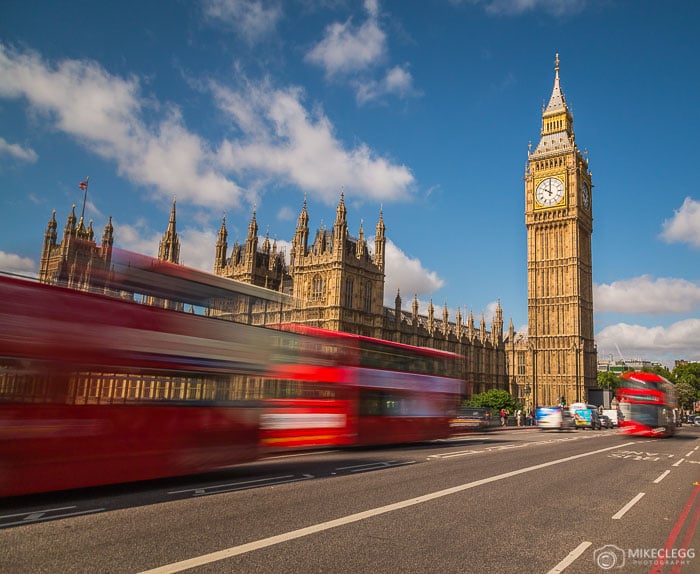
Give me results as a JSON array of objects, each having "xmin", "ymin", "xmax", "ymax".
[
  {"xmin": 333, "ymin": 192, "xmax": 348, "ymax": 256},
  {"xmin": 374, "ymin": 209, "xmax": 386, "ymax": 272},
  {"xmin": 428, "ymin": 299, "xmax": 434, "ymax": 333},
  {"xmin": 262, "ymin": 226, "xmax": 271, "ymax": 255},
  {"xmin": 64, "ymin": 205, "xmax": 77, "ymax": 236},
  {"xmin": 412, "ymin": 293, "xmax": 419, "ymax": 325},
  {"xmin": 356, "ymin": 220, "xmax": 365, "ymax": 257},
  {"xmin": 245, "ymin": 209, "xmax": 258, "ymax": 265},
  {"xmin": 442, "ymin": 303, "xmax": 449, "ymax": 336},
  {"xmin": 101, "ymin": 215, "xmax": 114, "ymax": 258},
  {"xmin": 44, "ymin": 210, "xmax": 57, "ymax": 248},
  {"xmin": 291, "ymin": 196, "xmax": 309, "ymax": 268},
  {"xmin": 158, "ymin": 198, "xmax": 180, "ymax": 263},
  {"xmin": 214, "ymin": 215, "xmax": 228, "ymax": 274},
  {"xmin": 492, "ymin": 299, "xmax": 504, "ymax": 345},
  {"xmin": 532, "ymin": 53, "xmax": 575, "ymax": 157},
  {"xmin": 394, "ymin": 288, "xmax": 402, "ymax": 328}
]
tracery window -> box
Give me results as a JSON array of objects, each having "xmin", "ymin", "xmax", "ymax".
[{"xmin": 312, "ymin": 275, "xmax": 324, "ymax": 301}]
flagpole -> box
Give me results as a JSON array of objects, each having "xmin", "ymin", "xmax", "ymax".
[{"xmin": 80, "ymin": 176, "xmax": 90, "ymax": 221}]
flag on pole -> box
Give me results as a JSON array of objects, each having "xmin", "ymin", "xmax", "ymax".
[{"xmin": 79, "ymin": 180, "xmax": 88, "ymax": 190}]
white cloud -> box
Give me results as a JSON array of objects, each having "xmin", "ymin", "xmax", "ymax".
[
  {"xmin": 0, "ymin": 44, "xmax": 242, "ymax": 210},
  {"xmin": 594, "ymin": 276, "xmax": 700, "ymax": 315},
  {"xmin": 0, "ymin": 136, "xmax": 37, "ymax": 162},
  {"xmin": 596, "ymin": 319, "xmax": 700, "ymax": 365},
  {"xmin": 212, "ymin": 80, "xmax": 415, "ymax": 204},
  {"xmin": 383, "ymin": 239, "xmax": 444, "ymax": 305},
  {"xmin": 305, "ymin": 1, "xmax": 386, "ymax": 77},
  {"xmin": 179, "ymin": 227, "xmax": 218, "ymax": 271},
  {"xmin": 660, "ymin": 197, "xmax": 700, "ymax": 248},
  {"xmin": 480, "ymin": 0, "xmax": 585, "ymax": 17},
  {"xmin": 202, "ymin": 0, "xmax": 282, "ymax": 43},
  {"xmin": 115, "ymin": 219, "xmax": 161, "ymax": 257},
  {"xmin": 0, "ymin": 250, "xmax": 36, "ymax": 275},
  {"xmin": 277, "ymin": 206, "xmax": 295, "ymax": 221},
  {"xmin": 354, "ymin": 64, "xmax": 418, "ymax": 105}
]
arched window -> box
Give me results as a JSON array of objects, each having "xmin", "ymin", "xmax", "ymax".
[
  {"xmin": 363, "ymin": 283, "xmax": 372, "ymax": 312},
  {"xmin": 312, "ymin": 275, "xmax": 324, "ymax": 301}
]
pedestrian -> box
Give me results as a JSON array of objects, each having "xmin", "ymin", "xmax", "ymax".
[{"xmin": 500, "ymin": 408, "xmax": 507, "ymax": 427}]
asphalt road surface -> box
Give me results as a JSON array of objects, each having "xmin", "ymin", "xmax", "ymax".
[{"xmin": 2, "ymin": 425, "xmax": 699, "ymax": 573}]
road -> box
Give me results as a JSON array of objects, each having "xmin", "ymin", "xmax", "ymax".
[{"xmin": 2, "ymin": 426, "xmax": 699, "ymax": 573}]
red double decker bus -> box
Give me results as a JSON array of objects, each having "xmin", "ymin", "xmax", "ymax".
[
  {"xmin": 0, "ymin": 250, "xmax": 465, "ymax": 496},
  {"xmin": 261, "ymin": 325, "xmax": 465, "ymax": 449},
  {"xmin": 0, "ymin": 261, "xmax": 297, "ymax": 497},
  {"xmin": 616, "ymin": 371, "xmax": 678, "ymax": 438}
]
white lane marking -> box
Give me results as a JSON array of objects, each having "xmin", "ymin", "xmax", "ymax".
[
  {"xmin": 428, "ymin": 433, "xmax": 596, "ymax": 459},
  {"xmin": 673, "ymin": 458, "xmax": 685, "ymax": 467},
  {"xmin": 169, "ymin": 475, "xmax": 295, "ymax": 495},
  {"xmin": 336, "ymin": 460, "xmax": 415, "ymax": 473},
  {"xmin": 1, "ymin": 508, "xmax": 104, "ymax": 528},
  {"xmin": 546, "ymin": 541, "xmax": 592, "ymax": 574},
  {"xmin": 654, "ymin": 470, "xmax": 671, "ymax": 484},
  {"xmin": 0, "ymin": 506, "xmax": 76, "ymax": 520},
  {"xmin": 138, "ymin": 441, "xmax": 636, "ymax": 574},
  {"xmin": 612, "ymin": 492, "xmax": 645, "ymax": 519},
  {"xmin": 686, "ymin": 450, "xmax": 695, "ymax": 457}
]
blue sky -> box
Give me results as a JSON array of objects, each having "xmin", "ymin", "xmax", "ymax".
[{"xmin": 1, "ymin": 0, "xmax": 699, "ymax": 368}]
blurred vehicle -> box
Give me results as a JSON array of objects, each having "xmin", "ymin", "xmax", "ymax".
[
  {"xmin": 0, "ymin": 260, "xmax": 288, "ymax": 497},
  {"xmin": 536, "ymin": 406, "xmax": 574, "ymax": 431},
  {"xmin": 599, "ymin": 414, "xmax": 613, "ymax": 429},
  {"xmin": 274, "ymin": 324, "xmax": 464, "ymax": 447},
  {"xmin": 694, "ymin": 418, "xmax": 700, "ymax": 427},
  {"xmin": 0, "ymin": 250, "xmax": 466, "ymax": 496},
  {"xmin": 616, "ymin": 371, "xmax": 678, "ymax": 438},
  {"xmin": 602, "ymin": 408, "xmax": 622, "ymax": 427},
  {"xmin": 450, "ymin": 407, "xmax": 494, "ymax": 431},
  {"xmin": 570, "ymin": 403, "xmax": 602, "ymax": 430}
]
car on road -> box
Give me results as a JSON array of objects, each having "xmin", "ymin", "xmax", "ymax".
[
  {"xmin": 599, "ymin": 414, "xmax": 613, "ymax": 429},
  {"xmin": 571, "ymin": 403, "xmax": 602, "ymax": 430},
  {"xmin": 536, "ymin": 406, "xmax": 575, "ymax": 431}
]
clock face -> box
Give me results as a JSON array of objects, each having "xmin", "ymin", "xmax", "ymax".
[
  {"xmin": 535, "ymin": 177, "xmax": 565, "ymax": 207},
  {"xmin": 581, "ymin": 182, "xmax": 590, "ymax": 209}
]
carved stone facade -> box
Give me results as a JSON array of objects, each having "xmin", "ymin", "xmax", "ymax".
[
  {"xmin": 39, "ymin": 204, "xmax": 113, "ymax": 291},
  {"xmin": 213, "ymin": 193, "xmax": 507, "ymax": 396}
]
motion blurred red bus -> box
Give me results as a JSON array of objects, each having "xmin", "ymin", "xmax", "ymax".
[
  {"xmin": 616, "ymin": 371, "xmax": 678, "ymax": 438},
  {"xmin": 261, "ymin": 325, "xmax": 465, "ymax": 449},
  {"xmin": 0, "ymin": 257, "xmax": 299, "ymax": 497},
  {"xmin": 0, "ymin": 250, "xmax": 465, "ymax": 496}
]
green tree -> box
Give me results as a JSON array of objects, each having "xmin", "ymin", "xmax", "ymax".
[
  {"xmin": 671, "ymin": 363, "xmax": 700, "ymax": 391},
  {"xmin": 674, "ymin": 382, "xmax": 698, "ymax": 411},
  {"xmin": 597, "ymin": 370, "xmax": 620, "ymax": 391},
  {"xmin": 464, "ymin": 389, "xmax": 516, "ymax": 414}
]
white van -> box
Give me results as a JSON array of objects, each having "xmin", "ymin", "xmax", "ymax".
[
  {"xmin": 536, "ymin": 406, "xmax": 574, "ymax": 431},
  {"xmin": 602, "ymin": 409, "xmax": 622, "ymax": 427}
]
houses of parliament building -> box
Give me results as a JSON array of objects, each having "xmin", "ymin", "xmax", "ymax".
[{"xmin": 37, "ymin": 55, "xmax": 597, "ymax": 408}]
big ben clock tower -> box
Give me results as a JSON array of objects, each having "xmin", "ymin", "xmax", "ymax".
[{"xmin": 525, "ymin": 54, "xmax": 596, "ymax": 407}]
